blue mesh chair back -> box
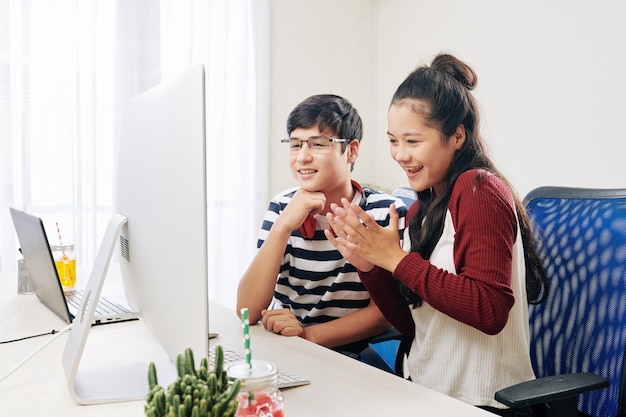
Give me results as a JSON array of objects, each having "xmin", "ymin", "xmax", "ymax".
[{"xmin": 524, "ymin": 187, "xmax": 626, "ymax": 417}]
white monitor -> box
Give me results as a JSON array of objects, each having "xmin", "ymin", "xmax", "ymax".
[
  {"xmin": 61, "ymin": 64, "xmax": 208, "ymax": 404},
  {"xmin": 116, "ymin": 64, "xmax": 208, "ymax": 363}
]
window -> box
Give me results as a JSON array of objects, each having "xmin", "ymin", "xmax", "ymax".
[{"xmin": 0, "ymin": 0, "xmax": 269, "ymax": 306}]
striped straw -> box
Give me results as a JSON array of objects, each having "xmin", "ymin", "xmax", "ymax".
[
  {"xmin": 55, "ymin": 222, "xmax": 64, "ymax": 245},
  {"xmin": 55, "ymin": 222, "xmax": 67, "ymax": 258},
  {"xmin": 240, "ymin": 307, "xmax": 252, "ymax": 369}
]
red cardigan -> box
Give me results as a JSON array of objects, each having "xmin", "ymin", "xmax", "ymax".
[{"xmin": 359, "ymin": 170, "xmax": 518, "ymax": 336}]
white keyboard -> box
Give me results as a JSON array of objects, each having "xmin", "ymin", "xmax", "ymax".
[{"xmin": 209, "ymin": 346, "xmax": 310, "ymax": 389}]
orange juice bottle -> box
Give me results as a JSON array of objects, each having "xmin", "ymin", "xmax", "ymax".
[{"xmin": 51, "ymin": 244, "xmax": 76, "ymax": 287}]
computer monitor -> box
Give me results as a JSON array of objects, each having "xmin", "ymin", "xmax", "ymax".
[
  {"xmin": 61, "ymin": 64, "xmax": 208, "ymax": 404},
  {"xmin": 115, "ymin": 64, "xmax": 208, "ymax": 363}
]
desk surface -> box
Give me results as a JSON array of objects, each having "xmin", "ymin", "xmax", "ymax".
[{"xmin": 0, "ymin": 268, "xmax": 493, "ymax": 416}]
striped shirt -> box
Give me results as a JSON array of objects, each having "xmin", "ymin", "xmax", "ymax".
[{"xmin": 258, "ymin": 186, "xmax": 407, "ymax": 325}]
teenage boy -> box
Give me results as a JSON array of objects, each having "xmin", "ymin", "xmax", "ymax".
[{"xmin": 237, "ymin": 94, "xmax": 407, "ymax": 358}]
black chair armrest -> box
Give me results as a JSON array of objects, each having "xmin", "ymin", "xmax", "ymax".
[{"xmin": 495, "ymin": 373, "xmax": 609, "ymax": 408}]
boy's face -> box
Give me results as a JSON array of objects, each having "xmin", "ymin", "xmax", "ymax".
[{"xmin": 288, "ymin": 125, "xmax": 358, "ymax": 193}]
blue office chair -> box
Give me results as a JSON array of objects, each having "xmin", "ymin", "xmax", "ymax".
[
  {"xmin": 365, "ymin": 327, "xmax": 412, "ymax": 377},
  {"xmin": 495, "ymin": 186, "xmax": 626, "ymax": 417}
]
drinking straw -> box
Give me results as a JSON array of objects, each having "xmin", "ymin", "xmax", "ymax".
[
  {"xmin": 55, "ymin": 222, "xmax": 64, "ymax": 245},
  {"xmin": 55, "ymin": 222, "xmax": 67, "ymax": 258},
  {"xmin": 241, "ymin": 307, "xmax": 252, "ymax": 369}
]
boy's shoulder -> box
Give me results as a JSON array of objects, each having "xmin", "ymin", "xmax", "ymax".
[
  {"xmin": 363, "ymin": 185, "xmax": 394, "ymax": 200},
  {"xmin": 271, "ymin": 186, "xmax": 299, "ymax": 201},
  {"xmin": 361, "ymin": 185, "xmax": 408, "ymax": 215},
  {"xmin": 362, "ymin": 185, "xmax": 392, "ymax": 198}
]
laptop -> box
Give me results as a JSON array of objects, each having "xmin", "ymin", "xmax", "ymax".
[{"xmin": 9, "ymin": 207, "xmax": 139, "ymax": 325}]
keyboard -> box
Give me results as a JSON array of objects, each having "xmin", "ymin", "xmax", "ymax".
[
  {"xmin": 209, "ymin": 346, "xmax": 310, "ymax": 389},
  {"xmin": 65, "ymin": 289, "xmax": 134, "ymax": 317}
]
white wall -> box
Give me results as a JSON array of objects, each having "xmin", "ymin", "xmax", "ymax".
[
  {"xmin": 270, "ymin": 0, "xmax": 626, "ymax": 200},
  {"xmin": 269, "ymin": 0, "xmax": 376, "ymax": 195}
]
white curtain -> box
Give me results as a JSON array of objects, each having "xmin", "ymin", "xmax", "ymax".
[{"xmin": 0, "ymin": 0, "xmax": 269, "ymax": 307}]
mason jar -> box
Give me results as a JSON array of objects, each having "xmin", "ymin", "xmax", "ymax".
[
  {"xmin": 51, "ymin": 243, "xmax": 76, "ymax": 287},
  {"xmin": 226, "ymin": 360, "xmax": 284, "ymax": 417}
]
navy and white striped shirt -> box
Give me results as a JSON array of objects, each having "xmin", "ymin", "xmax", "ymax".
[{"xmin": 257, "ymin": 186, "xmax": 407, "ymax": 325}]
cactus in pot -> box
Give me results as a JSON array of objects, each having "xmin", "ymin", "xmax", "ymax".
[{"xmin": 145, "ymin": 345, "xmax": 241, "ymax": 417}]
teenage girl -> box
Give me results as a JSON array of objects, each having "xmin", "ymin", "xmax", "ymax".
[{"xmin": 325, "ymin": 53, "xmax": 548, "ymax": 415}]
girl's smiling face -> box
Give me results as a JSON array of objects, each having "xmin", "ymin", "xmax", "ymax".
[{"xmin": 387, "ymin": 102, "xmax": 465, "ymax": 195}]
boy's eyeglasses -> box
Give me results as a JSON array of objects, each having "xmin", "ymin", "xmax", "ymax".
[{"xmin": 281, "ymin": 137, "xmax": 350, "ymax": 154}]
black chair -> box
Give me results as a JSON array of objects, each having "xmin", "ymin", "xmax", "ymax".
[{"xmin": 495, "ymin": 186, "xmax": 626, "ymax": 417}]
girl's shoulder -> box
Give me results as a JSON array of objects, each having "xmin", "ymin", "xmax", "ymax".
[
  {"xmin": 452, "ymin": 169, "xmax": 515, "ymax": 209},
  {"xmin": 455, "ymin": 169, "xmax": 510, "ymax": 193}
]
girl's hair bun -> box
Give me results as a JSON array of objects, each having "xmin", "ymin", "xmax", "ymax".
[{"xmin": 430, "ymin": 53, "xmax": 477, "ymax": 90}]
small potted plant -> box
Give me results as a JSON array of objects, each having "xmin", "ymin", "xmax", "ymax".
[{"xmin": 144, "ymin": 346, "xmax": 241, "ymax": 417}]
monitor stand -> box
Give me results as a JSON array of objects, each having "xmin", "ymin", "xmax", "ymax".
[{"xmin": 61, "ymin": 214, "xmax": 176, "ymax": 404}]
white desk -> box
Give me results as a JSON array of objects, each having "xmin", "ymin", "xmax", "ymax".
[{"xmin": 0, "ymin": 268, "xmax": 493, "ymax": 416}]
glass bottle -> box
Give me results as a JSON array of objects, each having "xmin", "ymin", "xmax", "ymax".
[{"xmin": 17, "ymin": 258, "xmax": 34, "ymax": 294}]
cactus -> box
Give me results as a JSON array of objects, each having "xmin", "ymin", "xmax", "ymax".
[
  {"xmin": 148, "ymin": 362, "xmax": 159, "ymax": 390},
  {"xmin": 184, "ymin": 348, "xmax": 197, "ymax": 377},
  {"xmin": 144, "ymin": 346, "xmax": 240, "ymax": 417}
]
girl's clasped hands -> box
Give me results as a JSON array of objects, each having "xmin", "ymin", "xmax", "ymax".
[{"xmin": 325, "ymin": 200, "xmax": 405, "ymax": 274}]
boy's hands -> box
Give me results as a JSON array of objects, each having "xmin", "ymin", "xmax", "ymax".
[
  {"xmin": 261, "ymin": 301, "xmax": 391, "ymax": 347},
  {"xmin": 261, "ymin": 308, "xmax": 304, "ymax": 337},
  {"xmin": 275, "ymin": 189, "xmax": 326, "ymax": 232}
]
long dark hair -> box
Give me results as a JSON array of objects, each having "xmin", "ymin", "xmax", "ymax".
[{"xmin": 394, "ymin": 53, "xmax": 548, "ymax": 306}]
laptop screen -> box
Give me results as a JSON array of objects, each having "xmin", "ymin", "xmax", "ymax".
[{"xmin": 10, "ymin": 207, "xmax": 73, "ymax": 324}]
